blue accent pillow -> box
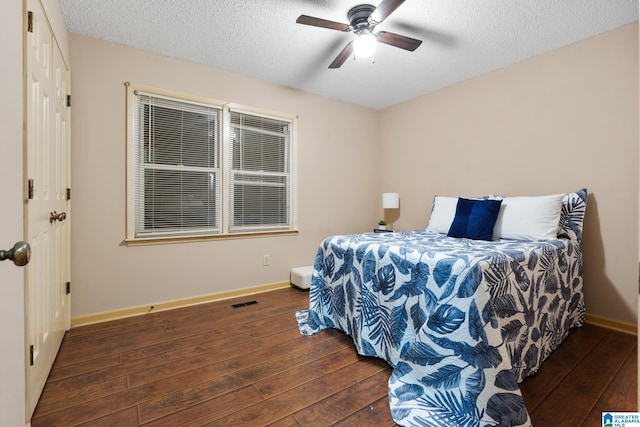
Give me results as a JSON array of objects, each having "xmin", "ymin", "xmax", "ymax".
[{"xmin": 447, "ymin": 198, "xmax": 502, "ymax": 241}]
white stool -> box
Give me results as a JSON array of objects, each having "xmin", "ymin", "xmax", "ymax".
[{"xmin": 290, "ymin": 265, "xmax": 314, "ymax": 290}]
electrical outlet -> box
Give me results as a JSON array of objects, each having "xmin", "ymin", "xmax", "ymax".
[{"xmin": 263, "ymin": 254, "xmax": 270, "ymax": 266}]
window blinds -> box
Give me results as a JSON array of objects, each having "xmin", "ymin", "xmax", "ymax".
[
  {"xmin": 133, "ymin": 92, "xmax": 221, "ymax": 237},
  {"xmin": 229, "ymin": 110, "xmax": 292, "ymax": 232},
  {"xmin": 130, "ymin": 89, "xmax": 294, "ymax": 239}
]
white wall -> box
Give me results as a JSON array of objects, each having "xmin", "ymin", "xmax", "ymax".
[
  {"xmin": 0, "ymin": 2, "xmax": 26, "ymax": 425},
  {"xmin": 379, "ymin": 23, "xmax": 639, "ymax": 325}
]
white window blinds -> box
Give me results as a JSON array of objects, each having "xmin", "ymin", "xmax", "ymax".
[
  {"xmin": 229, "ymin": 110, "xmax": 292, "ymax": 232},
  {"xmin": 127, "ymin": 85, "xmax": 295, "ymax": 241},
  {"xmin": 133, "ymin": 92, "xmax": 221, "ymax": 237}
]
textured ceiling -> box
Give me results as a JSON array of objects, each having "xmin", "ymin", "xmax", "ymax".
[{"xmin": 59, "ymin": 0, "xmax": 638, "ymax": 110}]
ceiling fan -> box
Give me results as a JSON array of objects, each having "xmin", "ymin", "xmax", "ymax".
[{"xmin": 296, "ymin": 0, "xmax": 422, "ymax": 69}]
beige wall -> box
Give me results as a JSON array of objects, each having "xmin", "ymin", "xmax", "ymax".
[
  {"xmin": 69, "ymin": 34, "xmax": 380, "ymax": 317},
  {"xmin": 71, "ymin": 24, "xmax": 639, "ymax": 325},
  {"xmin": 379, "ymin": 23, "xmax": 639, "ymax": 324}
]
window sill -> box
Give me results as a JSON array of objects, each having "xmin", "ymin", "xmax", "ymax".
[{"xmin": 124, "ymin": 229, "xmax": 299, "ymax": 246}]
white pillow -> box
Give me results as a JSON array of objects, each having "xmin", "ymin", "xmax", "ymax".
[
  {"xmin": 492, "ymin": 194, "xmax": 565, "ymax": 241},
  {"xmin": 426, "ymin": 196, "xmax": 459, "ymax": 233}
]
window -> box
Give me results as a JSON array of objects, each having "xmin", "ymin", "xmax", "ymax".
[
  {"xmin": 126, "ymin": 84, "xmax": 295, "ymax": 242},
  {"xmin": 229, "ymin": 110, "xmax": 291, "ymax": 232},
  {"xmin": 133, "ymin": 92, "xmax": 222, "ymax": 237}
]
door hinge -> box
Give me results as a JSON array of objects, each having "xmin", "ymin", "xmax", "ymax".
[
  {"xmin": 66, "ymin": 95, "xmax": 71, "ymax": 107},
  {"xmin": 28, "ymin": 179, "xmax": 34, "ymax": 200},
  {"xmin": 66, "ymin": 188, "xmax": 71, "ymax": 201},
  {"xmin": 66, "ymin": 282, "xmax": 71, "ymax": 294},
  {"xmin": 29, "ymin": 345, "xmax": 34, "ymax": 366},
  {"xmin": 27, "ymin": 11, "xmax": 33, "ymax": 33}
]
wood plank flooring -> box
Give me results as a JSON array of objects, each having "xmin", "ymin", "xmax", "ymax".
[{"xmin": 31, "ymin": 287, "xmax": 637, "ymax": 426}]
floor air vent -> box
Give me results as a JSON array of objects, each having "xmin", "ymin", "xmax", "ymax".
[{"xmin": 231, "ymin": 300, "xmax": 258, "ymax": 308}]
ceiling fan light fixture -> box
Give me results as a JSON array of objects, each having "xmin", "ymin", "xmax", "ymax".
[
  {"xmin": 353, "ymin": 32, "xmax": 377, "ymax": 59},
  {"xmin": 296, "ymin": 0, "xmax": 420, "ymax": 69}
]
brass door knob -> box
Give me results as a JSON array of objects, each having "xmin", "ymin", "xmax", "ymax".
[
  {"xmin": 0, "ymin": 241, "xmax": 31, "ymax": 267},
  {"xmin": 49, "ymin": 211, "xmax": 67, "ymax": 224}
]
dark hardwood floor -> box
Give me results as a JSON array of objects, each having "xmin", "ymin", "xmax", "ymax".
[{"xmin": 31, "ymin": 287, "xmax": 637, "ymax": 426}]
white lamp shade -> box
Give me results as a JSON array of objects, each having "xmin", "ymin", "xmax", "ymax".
[{"xmin": 382, "ymin": 193, "xmax": 399, "ymax": 209}]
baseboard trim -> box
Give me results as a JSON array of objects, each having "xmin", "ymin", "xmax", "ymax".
[
  {"xmin": 585, "ymin": 313, "xmax": 637, "ymax": 335},
  {"xmin": 72, "ymin": 286, "xmax": 638, "ymax": 335},
  {"xmin": 71, "ymin": 281, "xmax": 291, "ymax": 328}
]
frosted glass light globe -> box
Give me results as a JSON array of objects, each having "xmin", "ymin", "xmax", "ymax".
[{"xmin": 353, "ymin": 33, "xmax": 377, "ymax": 59}]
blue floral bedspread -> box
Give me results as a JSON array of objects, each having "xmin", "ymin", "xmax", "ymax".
[{"xmin": 296, "ymin": 231, "xmax": 585, "ymax": 426}]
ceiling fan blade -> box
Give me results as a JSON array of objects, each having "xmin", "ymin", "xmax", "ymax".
[
  {"xmin": 369, "ymin": 0, "xmax": 406, "ymax": 25},
  {"xmin": 377, "ymin": 31, "xmax": 422, "ymax": 51},
  {"xmin": 329, "ymin": 40, "xmax": 354, "ymax": 69},
  {"xmin": 296, "ymin": 15, "xmax": 350, "ymax": 31}
]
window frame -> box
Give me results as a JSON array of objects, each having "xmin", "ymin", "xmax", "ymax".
[{"xmin": 125, "ymin": 83, "xmax": 298, "ymax": 245}]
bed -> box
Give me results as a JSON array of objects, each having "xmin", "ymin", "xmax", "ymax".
[{"xmin": 296, "ymin": 189, "xmax": 587, "ymax": 427}]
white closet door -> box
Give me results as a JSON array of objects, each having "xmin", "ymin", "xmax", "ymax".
[{"xmin": 25, "ymin": 0, "xmax": 71, "ymax": 418}]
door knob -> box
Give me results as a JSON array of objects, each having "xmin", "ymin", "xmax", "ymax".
[
  {"xmin": 0, "ymin": 241, "xmax": 31, "ymax": 267},
  {"xmin": 49, "ymin": 211, "xmax": 67, "ymax": 224}
]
